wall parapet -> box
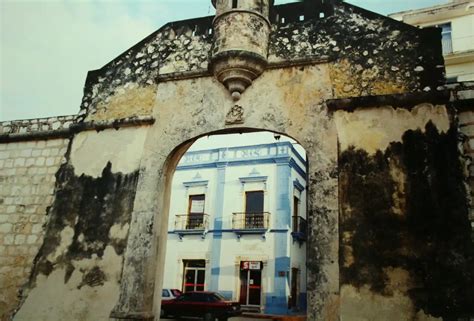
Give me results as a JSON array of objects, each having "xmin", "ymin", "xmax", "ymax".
[{"xmin": 0, "ymin": 116, "xmax": 155, "ymax": 143}]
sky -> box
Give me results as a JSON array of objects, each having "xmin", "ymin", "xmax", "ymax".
[{"xmin": 0, "ymin": 0, "xmax": 448, "ymax": 122}]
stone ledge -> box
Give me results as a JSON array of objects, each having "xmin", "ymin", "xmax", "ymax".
[
  {"xmin": 0, "ymin": 116, "xmax": 155, "ymax": 143},
  {"xmin": 326, "ymin": 90, "xmax": 450, "ymax": 112}
]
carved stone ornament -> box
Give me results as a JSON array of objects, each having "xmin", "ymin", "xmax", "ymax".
[{"xmin": 225, "ymin": 105, "xmax": 244, "ymax": 125}]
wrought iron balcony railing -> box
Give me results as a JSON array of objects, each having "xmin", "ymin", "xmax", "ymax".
[
  {"xmin": 174, "ymin": 213, "xmax": 209, "ymax": 231},
  {"xmin": 292, "ymin": 216, "xmax": 307, "ymax": 241},
  {"xmin": 232, "ymin": 212, "xmax": 270, "ymax": 230}
]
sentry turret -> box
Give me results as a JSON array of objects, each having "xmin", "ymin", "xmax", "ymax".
[{"xmin": 210, "ymin": 0, "xmax": 273, "ymax": 101}]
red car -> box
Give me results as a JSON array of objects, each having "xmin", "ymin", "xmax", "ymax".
[{"xmin": 160, "ymin": 291, "xmax": 242, "ymax": 321}]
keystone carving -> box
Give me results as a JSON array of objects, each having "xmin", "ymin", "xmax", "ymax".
[{"xmin": 225, "ymin": 105, "xmax": 244, "ymax": 124}]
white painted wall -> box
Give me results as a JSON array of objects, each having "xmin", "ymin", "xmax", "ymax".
[{"xmin": 162, "ymin": 141, "xmax": 307, "ymax": 313}]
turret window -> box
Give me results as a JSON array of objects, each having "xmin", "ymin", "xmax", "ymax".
[{"xmin": 232, "ymin": 0, "xmax": 238, "ymax": 8}]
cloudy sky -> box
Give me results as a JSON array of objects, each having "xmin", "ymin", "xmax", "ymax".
[{"xmin": 1, "ymin": 0, "xmax": 446, "ymax": 121}]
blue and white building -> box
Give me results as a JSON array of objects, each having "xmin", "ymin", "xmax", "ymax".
[{"xmin": 163, "ymin": 140, "xmax": 307, "ymax": 315}]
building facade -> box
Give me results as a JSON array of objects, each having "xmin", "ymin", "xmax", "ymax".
[
  {"xmin": 163, "ymin": 141, "xmax": 307, "ymax": 314},
  {"xmin": 390, "ymin": 0, "xmax": 474, "ymax": 82}
]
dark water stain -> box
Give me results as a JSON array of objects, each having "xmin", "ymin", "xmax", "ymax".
[
  {"xmin": 28, "ymin": 162, "xmax": 139, "ymax": 284},
  {"xmin": 339, "ymin": 122, "xmax": 474, "ymax": 319}
]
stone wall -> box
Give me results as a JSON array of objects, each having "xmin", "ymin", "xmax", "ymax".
[
  {"xmin": 1, "ymin": 1, "xmax": 473, "ymax": 321},
  {"xmin": 79, "ymin": 2, "xmax": 444, "ymax": 122},
  {"xmin": 0, "ymin": 137, "xmax": 69, "ymax": 320},
  {"xmin": 455, "ymin": 82, "xmax": 474, "ymax": 239}
]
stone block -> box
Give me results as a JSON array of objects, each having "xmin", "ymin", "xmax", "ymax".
[
  {"xmin": 4, "ymin": 159, "xmax": 13, "ymax": 168},
  {"xmin": 14, "ymin": 235, "xmax": 26, "ymax": 245},
  {"xmin": 6, "ymin": 143, "xmax": 18, "ymax": 150},
  {"xmin": 24, "ymin": 159, "xmax": 35, "ymax": 168},
  {"xmin": 460, "ymin": 124, "xmax": 474, "ymax": 137},
  {"xmin": 31, "ymin": 224, "xmax": 43, "ymax": 234},
  {"xmin": 31, "ymin": 150, "xmax": 42, "ymax": 157},
  {"xmin": 36, "ymin": 167, "xmax": 47, "ymax": 175},
  {"xmin": 26, "ymin": 235, "xmax": 37, "ymax": 244},
  {"xmin": 28, "ymin": 246, "xmax": 39, "ymax": 255},
  {"xmin": 45, "ymin": 157, "xmax": 55, "ymax": 166},
  {"xmin": 0, "ymin": 215, "xmax": 8, "ymax": 223},
  {"xmin": 16, "ymin": 168, "xmax": 27, "ymax": 175},
  {"xmin": 35, "ymin": 157, "xmax": 45, "ymax": 166},
  {"xmin": 3, "ymin": 197, "xmax": 13, "ymax": 205},
  {"xmin": 0, "ymin": 223, "xmax": 13, "ymax": 233},
  {"xmin": 3, "ymin": 235, "xmax": 14, "ymax": 245},
  {"xmin": 46, "ymin": 140, "xmax": 62, "ymax": 147},
  {"xmin": 47, "ymin": 167, "xmax": 57, "ymax": 174},
  {"xmin": 20, "ymin": 149, "xmax": 32, "ymax": 158}
]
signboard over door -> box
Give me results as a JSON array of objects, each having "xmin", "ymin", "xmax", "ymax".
[{"xmin": 241, "ymin": 261, "xmax": 261, "ymax": 270}]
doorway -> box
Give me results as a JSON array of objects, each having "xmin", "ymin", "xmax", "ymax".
[
  {"xmin": 239, "ymin": 261, "xmax": 263, "ymax": 307},
  {"xmin": 245, "ymin": 191, "xmax": 265, "ymax": 228},
  {"xmin": 183, "ymin": 260, "xmax": 206, "ymax": 292}
]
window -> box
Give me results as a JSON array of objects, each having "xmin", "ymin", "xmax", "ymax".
[
  {"xmin": 162, "ymin": 289, "xmax": 170, "ymax": 297},
  {"xmin": 293, "ymin": 196, "xmax": 299, "ymax": 232},
  {"xmin": 245, "ymin": 191, "xmax": 264, "ymax": 213},
  {"xmin": 244, "ymin": 191, "xmax": 265, "ymax": 229},
  {"xmin": 187, "ymin": 194, "xmax": 205, "ymax": 229},
  {"xmin": 439, "ymin": 23, "xmax": 452, "ymax": 55},
  {"xmin": 427, "ymin": 22, "xmax": 452, "ymax": 55},
  {"xmin": 183, "ymin": 260, "xmax": 206, "ymax": 292},
  {"xmin": 189, "ymin": 194, "xmax": 205, "ymax": 213},
  {"xmin": 232, "ymin": 0, "xmax": 238, "ymax": 9}
]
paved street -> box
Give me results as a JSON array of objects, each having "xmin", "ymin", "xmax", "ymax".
[{"xmin": 162, "ymin": 317, "xmax": 269, "ymax": 321}]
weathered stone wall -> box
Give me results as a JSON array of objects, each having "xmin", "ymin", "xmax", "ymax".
[
  {"xmin": 10, "ymin": 126, "xmax": 149, "ymax": 321},
  {"xmin": 79, "ymin": 2, "xmax": 444, "ymax": 122},
  {"xmin": 2, "ymin": 2, "xmax": 472, "ymax": 321},
  {"xmin": 0, "ymin": 137, "xmax": 69, "ymax": 321},
  {"xmin": 460, "ymin": 109, "xmax": 474, "ymax": 238},
  {"xmin": 455, "ymin": 82, "xmax": 474, "ymax": 239},
  {"xmin": 335, "ymin": 103, "xmax": 474, "ymax": 320}
]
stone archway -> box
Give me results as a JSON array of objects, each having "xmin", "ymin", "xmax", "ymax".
[{"xmin": 110, "ymin": 64, "xmax": 339, "ymax": 321}]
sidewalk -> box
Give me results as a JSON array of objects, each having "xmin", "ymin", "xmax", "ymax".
[{"xmin": 241, "ymin": 313, "xmax": 306, "ymax": 321}]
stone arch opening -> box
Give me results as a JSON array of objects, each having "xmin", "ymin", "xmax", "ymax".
[{"xmin": 154, "ymin": 128, "xmax": 310, "ymax": 319}]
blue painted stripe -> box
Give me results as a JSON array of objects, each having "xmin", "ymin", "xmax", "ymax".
[
  {"xmin": 265, "ymin": 162, "xmax": 292, "ymax": 314},
  {"xmin": 209, "ymin": 165, "xmax": 226, "ymax": 291}
]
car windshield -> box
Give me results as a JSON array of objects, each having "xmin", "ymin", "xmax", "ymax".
[
  {"xmin": 211, "ymin": 293, "xmax": 226, "ymax": 301},
  {"xmin": 171, "ymin": 289, "xmax": 182, "ymax": 297}
]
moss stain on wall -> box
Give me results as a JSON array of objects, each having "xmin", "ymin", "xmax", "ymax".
[{"xmin": 339, "ymin": 122, "xmax": 474, "ymax": 320}]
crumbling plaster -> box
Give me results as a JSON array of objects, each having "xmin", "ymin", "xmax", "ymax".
[
  {"xmin": 79, "ymin": 2, "xmax": 443, "ymax": 122},
  {"xmin": 334, "ymin": 104, "xmax": 450, "ymax": 154},
  {"xmin": 109, "ymin": 63, "xmax": 340, "ymax": 321},
  {"xmin": 70, "ymin": 126, "xmax": 149, "ymax": 177}
]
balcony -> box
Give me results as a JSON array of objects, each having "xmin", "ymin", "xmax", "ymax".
[
  {"xmin": 174, "ymin": 213, "xmax": 209, "ymax": 238},
  {"xmin": 291, "ymin": 216, "xmax": 307, "ymax": 242},
  {"xmin": 232, "ymin": 212, "xmax": 270, "ymax": 238}
]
